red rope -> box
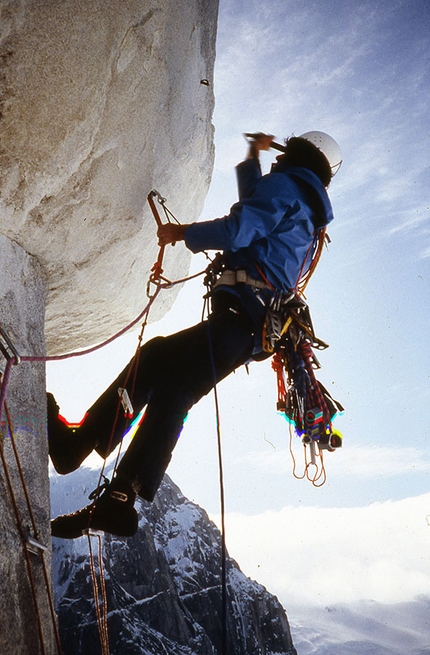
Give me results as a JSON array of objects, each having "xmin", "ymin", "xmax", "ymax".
[
  {"xmin": 271, "ymin": 351, "xmax": 287, "ymax": 410},
  {"xmin": 19, "ymin": 286, "xmax": 161, "ymax": 364}
]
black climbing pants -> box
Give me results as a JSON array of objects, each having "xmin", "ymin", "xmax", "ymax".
[{"xmin": 78, "ymin": 292, "xmax": 258, "ymax": 501}]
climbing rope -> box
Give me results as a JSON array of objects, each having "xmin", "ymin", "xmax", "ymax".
[
  {"xmin": 0, "ymin": 377, "xmax": 63, "ymax": 655},
  {"xmin": 87, "ymin": 532, "xmax": 110, "ymax": 655},
  {"xmin": 74, "ymin": 190, "xmax": 198, "ymax": 653},
  {"xmin": 0, "ymin": 327, "xmax": 20, "ymax": 423},
  {"xmin": 296, "ymin": 227, "xmax": 329, "ymax": 296},
  {"xmin": 86, "ymin": 191, "xmax": 208, "ymax": 502},
  {"xmin": 205, "ymin": 318, "xmax": 228, "ymax": 655},
  {"xmin": 0, "ymin": 190, "xmax": 205, "ymax": 655},
  {"xmin": 15, "ymin": 191, "xmax": 205, "ymax": 368}
]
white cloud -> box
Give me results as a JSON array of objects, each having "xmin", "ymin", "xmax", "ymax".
[
  {"xmin": 238, "ymin": 442, "xmax": 430, "ymax": 479},
  {"xmin": 331, "ymin": 444, "xmax": 430, "ymax": 477},
  {"xmin": 211, "ymin": 493, "xmax": 430, "ymax": 607},
  {"xmin": 388, "ymin": 205, "xmax": 430, "ymax": 235},
  {"xmin": 420, "ymin": 244, "xmax": 430, "ymax": 259}
]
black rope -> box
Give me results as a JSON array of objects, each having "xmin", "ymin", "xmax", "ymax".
[{"xmin": 206, "ymin": 319, "xmax": 228, "ymax": 655}]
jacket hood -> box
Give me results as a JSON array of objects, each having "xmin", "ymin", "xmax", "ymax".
[{"xmin": 275, "ymin": 165, "xmax": 334, "ymax": 229}]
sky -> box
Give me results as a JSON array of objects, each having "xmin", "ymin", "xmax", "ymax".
[{"xmin": 47, "ymin": 0, "xmax": 430, "ymax": 617}]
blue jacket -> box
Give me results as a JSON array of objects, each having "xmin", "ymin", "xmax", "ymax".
[{"xmin": 185, "ymin": 158, "xmax": 334, "ymax": 293}]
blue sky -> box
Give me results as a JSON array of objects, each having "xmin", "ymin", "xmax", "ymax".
[{"xmin": 48, "ymin": 0, "xmax": 430, "ymax": 611}]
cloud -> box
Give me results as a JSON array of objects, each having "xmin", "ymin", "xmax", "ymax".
[
  {"xmin": 238, "ymin": 442, "xmax": 430, "ymax": 479},
  {"xmin": 388, "ymin": 205, "xmax": 430, "ymax": 237},
  {"xmin": 332, "ymin": 444, "xmax": 430, "ymax": 477},
  {"xmin": 419, "ymin": 243, "xmax": 430, "ymax": 259},
  {"xmin": 211, "ymin": 493, "xmax": 430, "ymax": 607}
]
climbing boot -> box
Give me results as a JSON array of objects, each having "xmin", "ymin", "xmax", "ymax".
[
  {"xmin": 47, "ymin": 392, "xmax": 97, "ymax": 474},
  {"xmin": 51, "ymin": 477, "xmax": 138, "ymax": 539}
]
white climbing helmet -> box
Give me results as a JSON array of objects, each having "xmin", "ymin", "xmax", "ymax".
[{"xmin": 299, "ymin": 131, "xmax": 342, "ymax": 175}]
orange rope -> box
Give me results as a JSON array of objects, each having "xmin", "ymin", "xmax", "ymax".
[
  {"xmin": 297, "ymin": 228, "xmax": 327, "ymax": 295},
  {"xmin": 88, "ymin": 534, "xmax": 110, "ymax": 655}
]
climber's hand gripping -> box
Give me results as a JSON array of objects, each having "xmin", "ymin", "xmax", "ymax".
[{"xmin": 157, "ymin": 223, "xmax": 186, "ymax": 247}]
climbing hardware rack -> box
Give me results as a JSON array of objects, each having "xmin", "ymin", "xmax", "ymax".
[{"xmin": 269, "ymin": 295, "xmax": 344, "ymax": 485}]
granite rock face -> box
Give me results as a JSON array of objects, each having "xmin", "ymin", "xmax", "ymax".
[
  {"xmin": 51, "ymin": 469, "xmax": 298, "ymax": 655},
  {"xmin": 0, "ymin": 0, "xmax": 218, "ymax": 354},
  {"xmin": 0, "ymin": 236, "xmax": 56, "ymax": 655}
]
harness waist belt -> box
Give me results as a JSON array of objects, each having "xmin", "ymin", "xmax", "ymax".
[{"xmin": 214, "ymin": 269, "xmax": 271, "ymax": 290}]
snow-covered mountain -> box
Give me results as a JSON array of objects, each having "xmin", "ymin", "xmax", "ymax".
[
  {"xmin": 289, "ymin": 597, "xmax": 430, "ymax": 655},
  {"xmin": 51, "ymin": 466, "xmax": 298, "ymax": 655}
]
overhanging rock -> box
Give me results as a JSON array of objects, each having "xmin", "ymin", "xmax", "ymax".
[{"xmin": 0, "ymin": 0, "xmax": 218, "ymax": 354}]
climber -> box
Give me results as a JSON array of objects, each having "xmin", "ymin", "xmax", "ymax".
[{"xmin": 49, "ymin": 130, "xmax": 342, "ymax": 539}]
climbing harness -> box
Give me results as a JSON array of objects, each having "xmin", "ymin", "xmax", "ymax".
[
  {"xmin": 202, "ymin": 224, "xmax": 343, "ymax": 488},
  {"xmin": 214, "ymin": 268, "xmax": 272, "ymax": 291}
]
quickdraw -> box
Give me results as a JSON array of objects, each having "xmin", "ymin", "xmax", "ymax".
[
  {"xmin": 147, "ymin": 189, "xmax": 167, "ymax": 291},
  {"xmin": 262, "ymin": 293, "xmax": 329, "ymax": 354},
  {"xmin": 146, "ymin": 189, "xmax": 183, "ymax": 296}
]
